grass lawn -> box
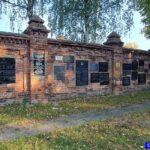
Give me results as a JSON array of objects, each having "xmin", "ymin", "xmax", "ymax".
[
  {"xmin": 0, "ymin": 109, "xmax": 150, "ymax": 150},
  {"xmin": 0, "ymin": 91, "xmax": 150, "ymax": 126}
]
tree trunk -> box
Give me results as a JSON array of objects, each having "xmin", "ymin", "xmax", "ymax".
[{"xmin": 83, "ymin": 0, "xmax": 89, "ymax": 42}]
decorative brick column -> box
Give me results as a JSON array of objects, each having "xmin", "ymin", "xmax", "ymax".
[
  {"xmin": 104, "ymin": 32, "xmax": 124, "ymax": 94},
  {"xmin": 24, "ymin": 15, "xmax": 49, "ymax": 103}
]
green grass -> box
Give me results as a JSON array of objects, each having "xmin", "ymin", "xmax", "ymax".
[
  {"xmin": 0, "ymin": 109, "xmax": 150, "ymax": 150},
  {"xmin": 0, "ymin": 91, "xmax": 150, "ymax": 126}
]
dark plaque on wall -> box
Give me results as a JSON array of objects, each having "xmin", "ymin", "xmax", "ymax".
[
  {"xmin": 123, "ymin": 64, "xmax": 132, "ymax": 71},
  {"xmin": 99, "ymin": 62, "xmax": 108, "ymax": 72},
  {"xmin": 54, "ymin": 66, "xmax": 65, "ymax": 80},
  {"xmin": 34, "ymin": 54, "xmax": 45, "ymax": 76},
  {"xmin": 91, "ymin": 73, "xmax": 100, "ymax": 83},
  {"xmin": 123, "ymin": 64, "xmax": 132, "ymax": 75},
  {"xmin": 132, "ymin": 72, "xmax": 138, "ymax": 80},
  {"xmin": 139, "ymin": 60, "xmax": 144, "ymax": 66},
  {"xmin": 90, "ymin": 63, "xmax": 99, "ymax": 72},
  {"xmin": 76, "ymin": 60, "xmax": 88, "ymax": 86},
  {"xmin": 132, "ymin": 60, "xmax": 138, "ymax": 70},
  {"xmin": 0, "ymin": 58, "xmax": 15, "ymax": 84},
  {"xmin": 138, "ymin": 74, "xmax": 146, "ymax": 85},
  {"xmin": 145, "ymin": 69, "xmax": 148, "ymax": 73},
  {"xmin": 99, "ymin": 73, "xmax": 109, "ymax": 85},
  {"xmin": 123, "ymin": 77, "xmax": 130, "ymax": 86},
  {"xmin": 149, "ymin": 64, "xmax": 150, "ymax": 69},
  {"xmin": 67, "ymin": 63, "xmax": 74, "ymax": 70},
  {"xmin": 63, "ymin": 56, "xmax": 74, "ymax": 63}
]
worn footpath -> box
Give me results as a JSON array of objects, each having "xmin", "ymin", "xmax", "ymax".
[{"xmin": 0, "ymin": 101, "xmax": 150, "ymax": 141}]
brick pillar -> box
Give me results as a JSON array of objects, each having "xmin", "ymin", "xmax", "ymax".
[
  {"xmin": 24, "ymin": 15, "xmax": 49, "ymax": 103},
  {"xmin": 104, "ymin": 32, "xmax": 124, "ymax": 94}
]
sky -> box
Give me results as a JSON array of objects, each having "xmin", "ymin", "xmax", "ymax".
[{"xmin": 0, "ymin": 12, "xmax": 149, "ymax": 51}]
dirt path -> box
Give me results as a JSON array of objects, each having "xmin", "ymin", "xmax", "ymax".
[{"xmin": 0, "ymin": 101, "xmax": 150, "ymax": 141}]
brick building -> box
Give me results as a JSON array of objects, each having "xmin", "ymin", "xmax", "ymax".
[{"xmin": 0, "ymin": 16, "xmax": 150, "ymax": 103}]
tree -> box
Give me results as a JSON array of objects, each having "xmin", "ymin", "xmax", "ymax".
[
  {"xmin": 0, "ymin": 0, "xmax": 51, "ymax": 31},
  {"xmin": 124, "ymin": 42, "xmax": 139, "ymax": 49},
  {"xmin": 0, "ymin": 0, "xmax": 135, "ymax": 42},
  {"xmin": 48, "ymin": 0, "xmax": 135, "ymax": 42},
  {"xmin": 136, "ymin": 0, "xmax": 150, "ymax": 38}
]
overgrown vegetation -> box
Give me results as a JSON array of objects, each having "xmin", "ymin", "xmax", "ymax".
[
  {"xmin": 0, "ymin": 91, "xmax": 150, "ymax": 126},
  {"xmin": 0, "ymin": 109, "xmax": 149, "ymax": 150}
]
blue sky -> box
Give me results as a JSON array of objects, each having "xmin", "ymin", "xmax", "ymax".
[{"xmin": 0, "ymin": 12, "xmax": 149, "ymax": 50}]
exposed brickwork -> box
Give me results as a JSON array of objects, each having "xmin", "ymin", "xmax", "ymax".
[{"xmin": 0, "ymin": 16, "xmax": 150, "ymax": 104}]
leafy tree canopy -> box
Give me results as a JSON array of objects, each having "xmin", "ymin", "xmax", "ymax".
[
  {"xmin": 49, "ymin": 0, "xmax": 135, "ymax": 42},
  {"xmin": 0, "ymin": 0, "xmax": 136, "ymax": 42},
  {"xmin": 136, "ymin": 0, "xmax": 150, "ymax": 39}
]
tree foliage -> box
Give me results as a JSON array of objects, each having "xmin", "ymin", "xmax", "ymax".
[
  {"xmin": 136, "ymin": 0, "xmax": 150, "ymax": 39},
  {"xmin": 0, "ymin": 0, "xmax": 50, "ymax": 31},
  {"xmin": 48, "ymin": 0, "xmax": 135, "ymax": 42},
  {"xmin": 0, "ymin": 0, "xmax": 136, "ymax": 43}
]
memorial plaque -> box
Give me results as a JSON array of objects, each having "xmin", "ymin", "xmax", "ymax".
[
  {"xmin": 99, "ymin": 73, "xmax": 109, "ymax": 85},
  {"xmin": 145, "ymin": 69, "xmax": 148, "ymax": 73},
  {"xmin": 147, "ymin": 74, "xmax": 150, "ymax": 80},
  {"xmin": 55, "ymin": 56, "xmax": 63, "ymax": 61},
  {"xmin": 132, "ymin": 60, "xmax": 138, "ymax": 70},
  {"xmin": 34, "ymin": 54, "xmax": 45, "ymax": 76},
  {"xmin": 123, "ymin": 64, "xmax": 132, "ymax": 71},
  {"xmin": 123, "ymin": 77, "xmax": 130, "ymax": 86},
  {"xmin": 99, "ymin": 62, "xmax": 108, "ymax": 72},
  {"xmin": 138, "ymin": 67, "xmax": 144, "ymax": 72},
  {"xmin": 76, "ymin": 60, "xmax": 88, "ymax": 86},
  {"xmin": 63, "ymin": 56, "xmax": 74, "ymax": 63},
  {"xmin": 91, "ymin": 73, "xmax": 100, "ymax": 83},
  {"xmin": 90, "ymin": 63, "xmax": 99, "ymax": 72},
  {"xmin": 54, "ymin": 66, "xmax": 65, "ymax": 80},
  {"xmin": 0, "ymin": 58, "xmax": 15, "ymax": 84},
  {"xmin": 123, "ymin": 64, "xmax": 132, "ymax": 75},
  {"xmin": 115, "ymin": 71, "xmax": 121, "ymax": 78},
  {"xmin": 139, "ymin": 60, "xmax": 144, "ymax": 66},
  {"xmin": 115, "ymin": 62, "xmax": 121, "ymax": 68},
  {"xmin": 132, "ymin": 71, "xmax": 138, "ymax": 80},
  {"xmin": 138, "ymin": 74, "xmax": 146, "ymax": 85},
  {"xmin": 67, "ymin": 63, "xmax": 74, "ymax": 70}
]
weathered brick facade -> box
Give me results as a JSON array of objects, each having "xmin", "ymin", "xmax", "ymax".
[{"xmin": 0, "ymin": 16, "xmax": 150, "ymax": 103}]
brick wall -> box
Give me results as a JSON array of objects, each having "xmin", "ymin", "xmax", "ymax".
[{"xmin": 0, "ymin": 16, "xmax": 150, "ymax": 104}]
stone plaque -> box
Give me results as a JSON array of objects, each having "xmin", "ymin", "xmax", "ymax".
[
  {"xmin": 115, "ymin": 71, "xmax": 121, "ymax": 78},
  {"xmin": 34, "ymin": 54, "xmax": 45, "ymax": 76},
  {"xmin": 67, "ymin": 63, "xmax": 74, "ymax": 70},
  {"xmin": 132, "ymin": 72, "xmax": 138, "ymax": 80},
  {"xmin": 145, "ymin": 69, "xmax": 148, "ymax": 73},
  {"xmin": 91, "ymin": 73, "xmax": 100, "ymax": 83},
  {"xmin": 99, "ymin": 73, "xmax": 109, "ymax": 85},
  {"xmin": 63, "ymin": 56, "xmax": 74, "ymax": 63},
  {"xmin": 123, "ymin": 77, "xmax": 130, "ymax": 86},
  {"xmin": 123, "ymin": 63, "xmax": 132, "ymax": 71},
  {"xmin": 123, "ymin": 64, "xmax": 132, "ymax": 76},
  {"xmin": 55, "ymin": 56, "xmax": 63, "ymax": 61},
  {"xmin": 99, "ymin": 62, "xmax": 108, "ymax": 72},
  {"xmin": 147, "ymin": 74, "xmax": 150, "ymax": 80},
  {"xmin": 54, "ymin": 66, "xmax": 65, "ymax": 80},
  {"xmin": 132, "ymin": 60, "xmax": 138, "ymax": 70},
  {"xmin": 90, "ymin": 63, "xmax": 99, "ymax": 72},
  {"xmin": 76, "ymin": 60, "xmax": 88, "ymax": 86},
  {"xmin": 139, "ymin": 60, "xmax": 144, "ymax": 66},
  {"xmin": 115, "ymin": 62, "xmax": 121, "ymax": 68},
  {"xmin": 138, "ymin": 74, "xmax": 146, "ymax": 85},
  {"xmin": 0, "ymin": 58, "xmax": 15, "ymax": 84}
]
